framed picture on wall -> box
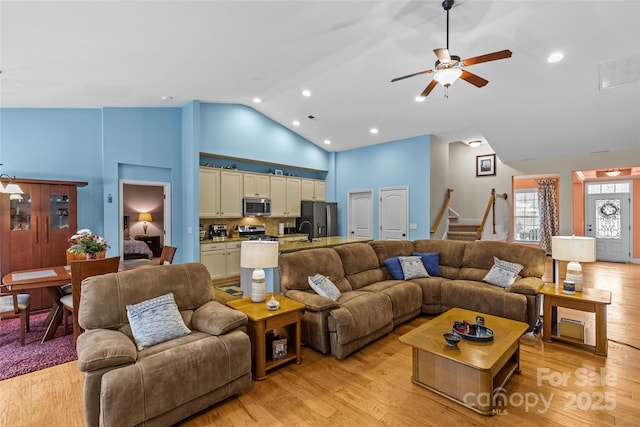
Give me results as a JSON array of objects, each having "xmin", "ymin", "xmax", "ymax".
[{"xmin": 476, "ymin": 154, "xmax": 496, "ymax": 177}]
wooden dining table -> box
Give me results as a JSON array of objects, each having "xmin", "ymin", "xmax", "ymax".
[
  {"xmin": 2, "ymin": 266, "xmax": 73, "ymax": 343},
  {"xmin": 2, "ymin": 259, "xmax": 159, "ymax": 343}
]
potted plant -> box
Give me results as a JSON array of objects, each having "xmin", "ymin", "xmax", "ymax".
[{"xmin": 67, "ymin": 229, "xmax": 110, "ymax": 260}]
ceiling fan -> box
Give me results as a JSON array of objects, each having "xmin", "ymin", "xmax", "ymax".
[{"xmin": 391, "ymin": 0, "xmax": 512, "ymax": 98}]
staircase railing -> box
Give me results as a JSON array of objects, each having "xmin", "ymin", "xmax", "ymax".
[
  {"xmin": 477, "ymin": 188, "xmax": 508, "ymax": 240},
  {"xmin": 431, "ymin": 188, "xmax": 453, "ymax": 234}
]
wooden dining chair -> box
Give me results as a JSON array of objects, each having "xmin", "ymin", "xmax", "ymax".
[
  {"xmin": 60, "ymin": 256, "xmax": 120, "ymax": 341},
  {"xmin": 0, "ymin": 286, "xmax": 32, "ymax": 345},
  {"xmin": 155, "ymin": 246, "xmax": 177, "ymax": 265}
]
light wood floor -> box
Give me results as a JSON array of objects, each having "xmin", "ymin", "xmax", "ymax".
[{"xmin": 1, "ymin": 261, "xmax": 638, "ymax": 426}]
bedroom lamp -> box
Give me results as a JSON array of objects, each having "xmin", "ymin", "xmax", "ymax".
[
  {"xmin": 138, "ymin": 212, "xmax": 152, "ymax": 235},
  {"xmin": 551, "ymin": 236, "xmax": 596, "ymax": 292},
  {"xmin": 241, "ymin": 240, "xmax": 279, "ymax": 303}
]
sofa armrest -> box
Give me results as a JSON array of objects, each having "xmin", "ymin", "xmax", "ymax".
[
  {"xmin": 76, "ymin": 329, "xmax": 137, "ymax": 372},
  {"xmin": 285, "ymin": 289, "xmax": 338, "ymax": 311},
  {"xmin": 508, "ymin": 277, "xmax": 544, "ymax": 295},
  {"xmin": 191, "ymin": 301, "xmax": 247, "ymax": 336}
]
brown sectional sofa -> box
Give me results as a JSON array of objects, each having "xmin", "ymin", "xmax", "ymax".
[{"xmin": 278, "ymin": 239, "xmax": 546, "ymax": 359}]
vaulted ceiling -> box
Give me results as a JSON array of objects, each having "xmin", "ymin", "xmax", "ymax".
[{"xmin": 1, "ymin": 1, "xmax": 639, "ymax": 163}]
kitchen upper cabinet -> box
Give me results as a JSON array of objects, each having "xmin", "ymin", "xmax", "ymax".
[
  {"xmin": 220, "ymin": 171, "xmax": 243, "ymax": 217},
  {"xmin": 243, "ymin": 173, "xmax": 270, "ymax": 198},
  {"xmin": 301, "ymin": 179, "xmax": 326, "ymax": 201},
  {"xmin": 270, "ymin": 176, "xmax": 301, "ymax": 217},
  {"xmin": 199, "ymin": 168, "xmax": 220, "ymax": 218},
  {"xmin": 0, "ymin": 179, "xmax": 85, "ymax": 312},
  {"xmin": 199, "ymin": 168, "xmax": 243, "ymax": 218}
]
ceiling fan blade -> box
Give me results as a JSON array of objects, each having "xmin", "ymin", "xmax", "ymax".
[
  {"xmin": 420, "ymin": 80, "xmax": 439, "ymax": 97},
  {"xmin": 461, "ymin": 49, "xmax": 512, "ymax": 66},
  {"xmin": 391, "ymin": 69, "xmax": 434, "ymax": 82},
  {"xmin": 460, "ymin": 70, "xmax": 489, "ymax": 87},
  {"xmin": 434, "ymin": 48, "xmax": 451, "ymax": 63}
]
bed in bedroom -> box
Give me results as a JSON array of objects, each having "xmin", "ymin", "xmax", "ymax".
[{"xmin": 123, "ymin": 238, "xmax": 154, "ymax": 260}]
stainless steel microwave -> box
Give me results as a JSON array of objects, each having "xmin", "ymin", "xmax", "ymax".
[{"xmin": 243, "ymin": 198, "xmax": 271, "ymax": 217}]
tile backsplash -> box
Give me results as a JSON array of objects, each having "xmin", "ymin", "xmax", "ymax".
[{"xmin": 200, "ymin": 217, "xmax": 297, "ymax": 238}]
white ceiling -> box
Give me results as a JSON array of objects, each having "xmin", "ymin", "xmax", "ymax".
[{"xmin": 1, "ymin": 1, "xmax": 639, "ymax": 162}]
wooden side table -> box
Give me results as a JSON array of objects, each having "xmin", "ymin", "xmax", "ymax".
[
  {"xmin": 227, "ymin": 295, "xmax": 304, "ymax": 380},
  {"xmin": 540, "ymin": 284, "xmax": 612, "ymax": 355}
]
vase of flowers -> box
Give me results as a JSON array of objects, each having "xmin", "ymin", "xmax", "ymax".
[{"xmin": 67, "ymin": 229, "xmax": 109, "ymax": 261}]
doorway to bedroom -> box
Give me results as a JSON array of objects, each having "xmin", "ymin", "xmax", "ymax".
[{"xmin": 120, "ymin": 180, "xmax": 171, "ymax": 261}]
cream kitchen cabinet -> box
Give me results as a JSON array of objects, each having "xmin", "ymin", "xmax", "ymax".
[
  {"xmin": 270, "ymin": 176, "xmax": 301, "ymax": 217},
  {"xmin": 200, "ymin": 241, "xmax": 242, "ymax": 281},
  {"xmin": 301, "ymin": 179, "xmax": 326, "ymax": 201},
  {"xmin": 199, "ymin": 168, "xmax": 243, "ymax": 218},
  {"xmin": 243, "ymin": 173, "xmax": 270, "ymax": 198}
]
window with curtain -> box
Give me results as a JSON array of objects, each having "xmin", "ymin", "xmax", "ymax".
[{"xmin": 514, "ymin": 190, "xmax": 540, "ymax": 242}]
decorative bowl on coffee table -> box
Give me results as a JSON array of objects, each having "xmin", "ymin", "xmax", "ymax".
[{"xmin": 443, "ymin": 332, "xmax": 461, "ymax": 346}]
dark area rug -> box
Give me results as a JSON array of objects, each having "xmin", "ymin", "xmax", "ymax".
[
  {"xmin": 0, "ymin": 312, "xmax": 77, "ymax": 381},
  {"xmin": 216, "ymin": 284, "xmax": 242, "ymax": 297}
]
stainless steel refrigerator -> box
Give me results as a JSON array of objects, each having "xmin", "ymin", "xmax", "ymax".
[{"xmin": 298, "ymin": 201, "xmax": 338, "ymax": 238}]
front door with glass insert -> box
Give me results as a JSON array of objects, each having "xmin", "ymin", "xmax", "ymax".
[{"xmin": 586, "ymin": 182, "xmax": 631, "ymax": 263}]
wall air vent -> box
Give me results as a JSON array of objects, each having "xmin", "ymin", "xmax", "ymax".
[{"xmin": 598, "ymin": 53, "xmax": 639, "ymax": 90}]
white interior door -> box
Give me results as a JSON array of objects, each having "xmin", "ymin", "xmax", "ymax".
[
  {"xmin": 348, "ymin": 190, "xmax": 373, "ymax": 238},
  {"xmin": 586, "ymin": 186, "xmax": 631, "ymax": 262},
  {"xmin": 379, "ymin": 187, "xmax": 408, "ymax": 240}
]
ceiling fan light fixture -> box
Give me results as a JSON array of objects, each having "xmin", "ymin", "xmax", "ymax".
[{"xmin": 434, "ymin": 69, "xmax": 462, "ymax": 87}]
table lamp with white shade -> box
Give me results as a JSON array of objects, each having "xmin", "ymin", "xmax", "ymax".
[
  {"xmin": 240, "ymin": 240, "xmax": 279, "ymax": 303},
  {"xmin": 551, "ymin": 236, "xmax": 596, "ymax": 292}
]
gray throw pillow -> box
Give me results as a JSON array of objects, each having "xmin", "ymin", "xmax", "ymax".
[
  {"xmin": 126, "ymin": 292, "xmax": 191, "ymax": 351},
  {"xmin": 399, "ymin": 256, "xmax": 430, "ymax": 280},
  {"xmin": 308, "ymin": 274, "xmax": 341, "ymax": 301},
  {"xmin": 483, "ymin": 257, "xmax": 524, "ymax": 288}
]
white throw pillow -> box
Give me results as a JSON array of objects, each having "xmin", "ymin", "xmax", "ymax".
[
  {"xmin": 126, "ymin": 292, "xmax": 191, "ymax": 350},
  {"xmin": 399, "ymin": 256, "xmax": 430, "ymax": 280},
  {"xmin": 308, "ymin": 274, "xmax": 341, "ymax": 301},
  {"xmin": 483, "ymin": 257, "xmax": 524, "ymax": 288}
]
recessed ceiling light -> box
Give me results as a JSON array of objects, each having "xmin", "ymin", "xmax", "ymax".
[
  {"xmin": 252, "ymin": 97, "xmax": 262, "ymax": 103},
  {"xmin": 302, "ymin": 89, "xmax": 312, "ymax": 97},
  {"xmin": 370, "ymin": 128, "xmax": 379, "ymax": 134},
  {"xmin": 415, "ymin": 96, "xmax": 426, "ymax": 103},
  {"xmin": 161, "ymin": 96, "xmax": 174, "ymax": 101},
  {"xmin": 323, "ymin": 139, "xmax": 331, "ymax": 145},
  {"xmin": 292, "ymin": 120, "xmax": 300, "ymax": 126},
  {"xmin": 548, "ymin": 52, "xmax": 564, "ymax": 63}
]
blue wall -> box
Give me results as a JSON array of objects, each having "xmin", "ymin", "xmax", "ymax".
[
  {"xmin": 0, "ymin": 108, "xmax": 105, "ymax": 233},
  {"xmin": 335, "ymin": 135, "xmax": 431, "ymax": 240},
  {"xmin": 1, "ymin": 103, "xmax": 432, "ymax": 265}
]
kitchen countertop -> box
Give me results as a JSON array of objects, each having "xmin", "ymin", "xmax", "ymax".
[
  {"xmin": 278, "ymin": 236, "xmax": 373, "ymax": 253},
  {"xmin": 200, "ymin": 237, "xmax": 247, "ymax": 244}
]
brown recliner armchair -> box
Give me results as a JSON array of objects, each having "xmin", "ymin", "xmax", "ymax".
[{"xmin": 76, "ymin": 263, "xmax": 252, "ymax": 427}]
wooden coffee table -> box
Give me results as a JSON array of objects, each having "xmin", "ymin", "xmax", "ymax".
[
  {"xmin": 227, "ymin": 295, "xmax": 304, "ymax": 380},
  {"xmin": 540, "ymin": 284, "xmax": 612, "ymax": 356},
  {"xmin": 399, "ymin": 308, "xmax": 529, "ymax": 415}
]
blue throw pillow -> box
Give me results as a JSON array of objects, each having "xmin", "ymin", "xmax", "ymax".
[
  {"xmin": 383, "ymin": 255, "xmax": 405, "ymax": 280},
  {"xmin": 126, "ymin": 292, "xmax": 191, "ymax": 351},
  {"xmin": 412, "ymin": 252, "xmax": 442, "ymax": 277}
]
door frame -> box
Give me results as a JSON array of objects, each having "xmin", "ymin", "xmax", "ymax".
[
  {"xmin": 347, "ymin": 189, "xmax": 374, "ymax": 239},
  {"xmin": 119, "ymin": 179, "xmax": 171, "ymax": 258}
]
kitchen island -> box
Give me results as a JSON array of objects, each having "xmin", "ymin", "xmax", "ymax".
[{"xmin": 278, "ymin": 236, "xmax": 372, "ymax": 253}]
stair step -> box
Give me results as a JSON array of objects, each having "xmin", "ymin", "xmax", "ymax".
[
  {"xmin": 447, "ymin": 231, "xmax": 478, "ymax": 241},
  {"xmin": 449, "ymin": 223, "xmax": 480, "ymax": 232}
]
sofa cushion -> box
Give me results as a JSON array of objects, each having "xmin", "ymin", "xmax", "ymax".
[
  {"xmin": 383, "ymin": 256, "xmax": 404, "ymax": 280},
  {"xmin": 412, "ymin": 239, "xmax": 467, "ymax": 279},
  {"xmin": 368, "ymin": 240, "xmax": 414, "ymax": 265},
  {"xmin": 334, "ymin": 243, "xmax": 386, "ymax": 289},
  {"xmin": 279, "ymin": 248, "xmax": 352, "ymax": 293},
  {"xmin": 399, "ymin": 256, "xmax": 429, "ymax": 279},
  {"xmin": 412, "ymin": 252, "xmax": 442, "ymax": 277},
  {"xmin": 308, "ymin": 274, "xmax": 341, "ymax": 301},
  {"xmin": 483, "ymin": 257, "xmax": 524, "ymax": 288},
  {"xmin": 126, "ymin": 292, "xmax": 191, "ymax": 350}
]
